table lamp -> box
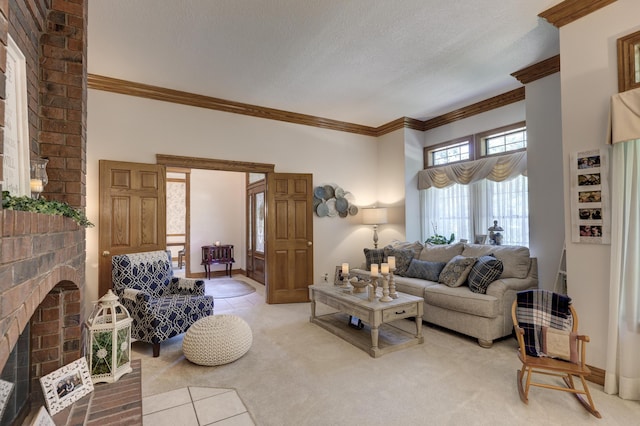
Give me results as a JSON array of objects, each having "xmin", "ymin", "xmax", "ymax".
[{"xmin": 362, "ymin": 207, "xmax": 388, "ymax": 248}]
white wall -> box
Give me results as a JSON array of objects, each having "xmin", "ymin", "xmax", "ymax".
[
  {"xmin": 525, "ymin": 73, "xmax": 565, "ymax": 291},
  {"xmin": 86, "ymin": 90, "xmax": 382, "ymax": 315},
  {"xmin": 189, "ymin": 169, "xmax": 245, "ymax": 273},
  {"xmin": 376, "ymin": 128, "xmax": 407, "ymax": 245},
  {"xmin": 404, "ymin": 128, "xmax": 426, "ymax": 241},
  {"xmin": 559, "ymin": 0, "xmax": 640, "ymax": 368}
]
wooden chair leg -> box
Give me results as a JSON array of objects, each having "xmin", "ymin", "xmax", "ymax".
[
  {"xmin": 517, "ymin": 369, "xmax": 528, "ymax": 403},
  {"xmin": 153, "ymin": 343, "xmax": 160, "ymax": 357},
  {"xmin": 563, "ymin": 375, "xmax": 602, "ymax": 418}
]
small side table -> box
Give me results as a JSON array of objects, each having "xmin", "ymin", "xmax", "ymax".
[{"xmin": 201, "ymin": 245, "xmax": 235, "ymax": 279}]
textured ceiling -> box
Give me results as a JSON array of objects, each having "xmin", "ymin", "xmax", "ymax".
[{"xmin": 87, "ymin": 0, "xmax": 561, "ymax": 127}]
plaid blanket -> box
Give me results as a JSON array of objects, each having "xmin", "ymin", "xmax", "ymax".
[{"xmin": 516, "ymin": 290, "xmax": 573, "ymax": 357}]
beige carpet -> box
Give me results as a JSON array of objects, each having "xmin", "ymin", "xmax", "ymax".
[
  {"xmin": 205, "ymin": 277, "xmax": 256, "ymax": 299},
  {"xmin": 133, "ymin": 282, "xmax": 640, "ymax": 426}
]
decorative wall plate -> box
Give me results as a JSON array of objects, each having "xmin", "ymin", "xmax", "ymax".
[{"xmin": 316, "ymin": 202, "xmax": 329, "ymax": 217}]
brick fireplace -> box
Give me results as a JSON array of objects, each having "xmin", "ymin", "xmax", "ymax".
[
  {"xmin": 1, "ymin": 0, "xmax": 87, "ymax": 413},
  {"xmin": 0, "ymin": 209, "xmax": 85, "ymax": 423}
]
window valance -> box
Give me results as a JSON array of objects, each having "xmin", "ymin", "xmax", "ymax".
[
  {"xmin": 609, "ymin": 86, "xmax": 640, "ymax": 145},
  {"xmin": 417, "ymin": 151, "xmax": 527, "ymax": 190}
]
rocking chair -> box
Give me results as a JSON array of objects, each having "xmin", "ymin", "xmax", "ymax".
[{"xmin": 511, "ymin": 289, "xmax": 601, "ymax": 418}]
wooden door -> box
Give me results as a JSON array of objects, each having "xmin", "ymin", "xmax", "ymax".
[
  {"xmin": 98, "ymin": 160, "xmax": 166, "ymax": 297},
  {"xmin": 266, "ymin": 173, "xmax": 313, "ymax": 304},
  {"xmin": 246, "ymin": 178, "xmax": 266, "ymax": 284}
]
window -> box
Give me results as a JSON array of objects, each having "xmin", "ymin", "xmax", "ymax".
[
  {"xmin": 425, "ymin": 136, "xmax": 473, "ymax": 167},
  {"xmin": 421, "ymin": 123, "xmax": 529, "ymax": 246},
  {"xmin": 480, "ymin": 125, "xmax": 527, "ymax": 156}
]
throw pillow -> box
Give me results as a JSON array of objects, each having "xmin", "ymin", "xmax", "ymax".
[
  {"xmin": 541, "ymin": 326, "xmax": 579, "ymax": 364},
  {"xmin": 383, "ymin": 247, "xmax": 414, "ymax": 276},
  {"xmin": 468, "ymin": 255, "xmax": 504, "ymax": 294},
  {"xmin": 364, "ymin": 248, "xmax": 385, "ymax": 271},
  {"xmin": 438, "ymin": 255, "xmax": 477, "ymax": 287},
  {"xmin": 419, "ymin": 242, "xmax": 465, "ymax": 263},
  {"xmin": 387, "ymin": 240, "xmax": 424, "ymax": 259},
  {"xmin": 405, "ymin": 259, "xmax": 447, "ymax": 282}
]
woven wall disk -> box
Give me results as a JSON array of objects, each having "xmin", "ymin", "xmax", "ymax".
[{"xmin": 182, "ymin": 315, "xmax": 253, "ymax": 366}]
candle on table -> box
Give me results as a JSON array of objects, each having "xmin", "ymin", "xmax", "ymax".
[
  {"xmin": 381, "ymin": 263, "xmax": 389, "ymax": 274},
  {"xmin": 370, "ymin": 264, "xmax": 378, "ymax": 276},
  {"xmin": 388, "ymin": 256, "xmax": 396, "ymax": 270},
  {"xmin": 30, "ymin": 178, "xmax": 43, "ymax": 193},
  {"xmin": 342, "ymin": 263, "xmax": 349, "ymax": 274}
]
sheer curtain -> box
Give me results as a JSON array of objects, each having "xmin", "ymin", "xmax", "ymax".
[
  {"xmin": 605, "ymin": 139, "xmax": 640, "ymax": 401},
  {"xmin": 421, "ymin": 175, "xmax": 529, "ymax": 246}
]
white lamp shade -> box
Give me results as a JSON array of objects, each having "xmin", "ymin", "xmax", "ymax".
[{"xmin": 362, "ymin": 207, "xmax": 388, "ymax": 225}]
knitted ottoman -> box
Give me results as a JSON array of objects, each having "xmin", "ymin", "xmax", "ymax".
[{"xmin": 182, "ymin": 315, "xmax": 252, "ymax": 366}]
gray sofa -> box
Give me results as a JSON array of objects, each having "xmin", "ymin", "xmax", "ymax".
[{"xmin": 351, "ymin": 242, "xmax": 538, "ymax": 348}]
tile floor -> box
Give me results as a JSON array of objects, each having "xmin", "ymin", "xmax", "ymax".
[
  {"xmin": 142, "ymin": 270, "xmax": 262, "ymax": 425},
  {"xmin": 142, "ymin": 386, "xmax": 254, "ymax": 426}
]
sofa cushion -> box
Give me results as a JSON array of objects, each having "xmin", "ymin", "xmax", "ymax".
[
  {"xmin": 405, "ymin": 259, "xmax": 447, "ymax": 282},
  {"xmin": 387, "ymin": 240, "xmax": 424, "ymax": 259},
  {"xmin": 419, "ymin": 243, "xmax": 465, "ymax": 263},
  {"xmin": 468, "ymin": 255, "xmax": 504, "ymax": 294},
  {"xmin": 438, "ymin": 255, "xmax": 477, "ymax": 287},
  {"xmin": 383, "ymin": 247, "xmax": 414, "ymax": 276},
  {"xmin": 390, "ymin": 274, "xmax": 438, "ymax": 298},
  {"xmin": 364, "ymin": 248, "xmax": 385, "ymax": 271},
  {"xmin": 424, "ymin": 284, "xmax": 500, "ymax": 318},
  {"xmin": 461, "ymin": 244, "xmax": 531, "ymax": 279}
]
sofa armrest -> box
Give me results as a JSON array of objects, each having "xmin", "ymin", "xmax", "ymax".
[
  {"xmin": 485, "ymin": 257, "xmax": 538, "ymax": 298},
  {"xmin": 170, "ymin": 277, "xmax": 206, "ymax": 295}
]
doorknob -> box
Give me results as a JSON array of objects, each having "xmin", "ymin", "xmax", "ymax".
[
  {"xmin": 307, "ymin": 241, "xmax": 312, "ymax": 246},
  {"xmin": 102, "ymin": 251, "xmax": 110, "ymax": 257}
]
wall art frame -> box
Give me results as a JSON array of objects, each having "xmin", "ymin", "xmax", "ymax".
[
  {"xmin": 570, "ymin": 148, "xmax": 610, "ymax": 244},
  {"xmin": 39, "ymin": 358, "xmax": 94, "ymax": 416},
  {"xmin": 2, "ymin": 35, "xmax": 31, "ymax": 197}
]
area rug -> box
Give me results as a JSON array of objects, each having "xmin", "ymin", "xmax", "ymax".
[{"xmin": 205, "ymin": 278, "xmax": 256, "ymax": 299}]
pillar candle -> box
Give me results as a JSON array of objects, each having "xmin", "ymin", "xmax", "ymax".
[
  {"xmin": 370, "ymin": 264, "xmax": 378, "ymax": 276},
  {"xmin": 30, "ymin": 178, "xmax": 43, "ymax": 193},
  {"xmin": 381, "ymin": 263, "xmax": 389, "ymax": 274},
  {"xmin": 387, "ymin": 256, "xmax": 396, "ymax": 269},
  {"xmin": 342, "ymin": 263, "xmax": 349, "ymax": 274}
]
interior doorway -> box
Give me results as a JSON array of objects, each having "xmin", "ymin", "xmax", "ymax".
[
  {"xmin": 166, "ymin": 168, "xmax": 189, "ymax": 276},
  {"xmin": 246, "ymin": 174, "xmax": 266, "ymax": 284}
]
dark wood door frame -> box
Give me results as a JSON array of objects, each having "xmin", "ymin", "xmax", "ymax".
[{"xmin": 156, "ymin": 154, "xmax": 276, "ymax": 283}]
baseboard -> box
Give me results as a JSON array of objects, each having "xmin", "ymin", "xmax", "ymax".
[
  {"xmin": 191, "ymin": 268, "xmax": 245, "ymax": 279},
  {"xmin": 586, "ymin": 364, "xmax": 605, "ymax": 386}
]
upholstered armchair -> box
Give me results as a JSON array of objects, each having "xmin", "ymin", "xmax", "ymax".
[{"xmin": 112, "ymin": 250, "xmax": 214, "ymax": 357}]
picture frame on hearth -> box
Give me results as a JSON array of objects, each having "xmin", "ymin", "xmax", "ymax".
[
  {"xmin": 474, "ymin": 234, "xmax": 487, "ymax": 244},
  {"xmin": 39, "ymin": 358, "xmax": 94, "ymax": 415}
]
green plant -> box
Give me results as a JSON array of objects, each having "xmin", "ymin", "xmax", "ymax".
[
  {"xmin": 425, "ymin": 223, "xmax": 455, "ymax": 245},
  {"xmin": 2, "ymin": 191, "xmax": 94, "ymax": 227}
]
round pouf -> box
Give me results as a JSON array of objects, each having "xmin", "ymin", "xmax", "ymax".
[{"xmin": 183, "ymin": 315, "xmax": 253, "ymax": 366}]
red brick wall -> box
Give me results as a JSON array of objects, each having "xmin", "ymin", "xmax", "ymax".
[{"xmin": 0, "ymin": 0, "xmax": 88, "ymax": 382}]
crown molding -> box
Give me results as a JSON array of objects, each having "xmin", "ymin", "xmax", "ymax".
[
  {"xmin": 88, "ymin": 74, "xmax": 379, "ymax": 137},
  {"xmin": 539, "ymin": 0, "xmax": 616, "ymax": 28},
  {"xmin": 89, "ymin": 74, "xmax": 525, "ymax": 137},
  {"xmin": 422, "ymin": 88, "xmax": 525, "ymax": 131},
  {"xmin": 511, "ymin": 55, "xmax": 560, "ymax": 84}
]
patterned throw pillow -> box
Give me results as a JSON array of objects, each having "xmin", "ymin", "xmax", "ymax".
[
  {"xmin": 438, "ymin": 255, "xmax": 477, "ymax": 287},
  {"xmin": 468, "ymin": 255, "xmax": 504, "ymax": 294},
  {"xmin": 364, "ymin": 248, "xmax": 385, "ymax": 271},
  {"xmin": 383, "ymin": 247, "xmax": 415, "ymax": 276},
  {"xmin": 404, "ymin": 259, "xmax": 447, "ymax": 282}
]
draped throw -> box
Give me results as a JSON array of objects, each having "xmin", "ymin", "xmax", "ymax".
[{"xmin": 417, "ymin": 151, "xmax": 527, "ymax": 189}]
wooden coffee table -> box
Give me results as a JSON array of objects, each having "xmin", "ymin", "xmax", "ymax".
[{"xmin": 308, "ymin": 284, "xmax": 424, "ymax": 358}]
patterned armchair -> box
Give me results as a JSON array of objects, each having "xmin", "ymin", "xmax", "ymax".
[{"xmin": 112, "ymin": 250, "xmax": 214, "ymax": 357}]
